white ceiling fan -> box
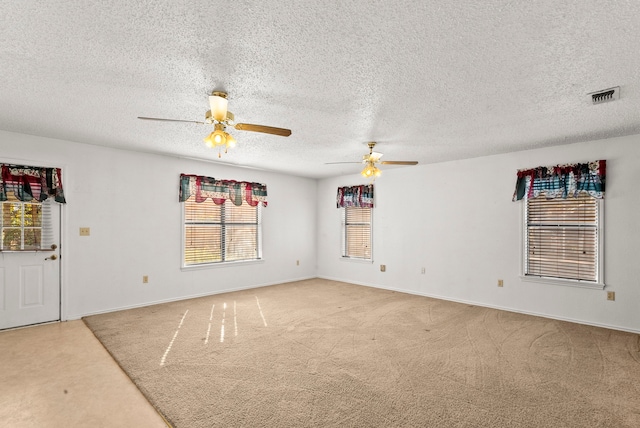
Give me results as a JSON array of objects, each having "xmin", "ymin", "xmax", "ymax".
[
  {"xmin": 138, "ymin": 91, "xmax": 291, "ymax": 157},
  {"xmin": 326, "ymin": 142, "xmax": 418, "ymax": 178}
]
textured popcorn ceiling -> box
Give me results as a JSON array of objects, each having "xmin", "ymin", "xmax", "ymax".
[{"xmin": 2, "ymin": 1, "xmax": 640, "ymax": 178}]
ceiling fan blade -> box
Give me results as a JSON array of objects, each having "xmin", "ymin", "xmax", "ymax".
[
  {"xmin": 138, "ymin": 116, "xmax": 205, "ymax": 125},
  {"xmin": 325, "ymin": 161, "xmax": 361, "ymax": 165},
  {"xmin": 380, "ymin": 161, "xmax": 419, "ymax": 165},
  {"xmin": 234, "ymin": 123, "xmax": 292, "ymax": 137}
]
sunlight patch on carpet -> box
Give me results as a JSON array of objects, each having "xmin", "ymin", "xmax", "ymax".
[
  {"xmin": 160, "ymin": 309, "xmax": 189, "ymax": 366},
  {"xmin": 255, "ymin": 295, "xmax": 268, "ymax": 327}
]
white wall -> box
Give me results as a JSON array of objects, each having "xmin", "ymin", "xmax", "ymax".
[
  {"xmin": 317, "ymin": 134, "xmax": 640, "ymax": 333},
  {"xmin": 4, "ymin": 129, "xmax": 639, "ymax": 333},
  {"xmin": 1, "ymin": 130, "xmax": 317, "ymax": 319}
]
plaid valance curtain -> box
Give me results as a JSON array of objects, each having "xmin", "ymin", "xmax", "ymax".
[
  {"xmin": 336, "ymin": 184, "xmax": 374, "ymax": 208},
  {"xmin": 512, "ymin": 160, "xmax": 606, "ymax": 201},
  {"xmin": 0, "ymin": 164, "xmax": 66, "ymax": 203},
  {"xmin": 179, "ymin": 174, "xmax": 268, "ymax": 207}
]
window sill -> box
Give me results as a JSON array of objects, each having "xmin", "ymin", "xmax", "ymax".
[
  {"xmin": 339, "ymin": 257, "xmax": 373, "ymax": 264},
  {"xmin": 181, "ymin": 258, "xmax": 265, "ymax": 271},
  {"xmin": 520, "ymin": 275, "xmax": 605, "ymax": 290},
  {"xmin": 0, "ymin": 248, "xmax": 55, "ymax": 252}
]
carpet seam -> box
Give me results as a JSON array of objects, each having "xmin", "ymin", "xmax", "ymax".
[{"xmin": 81, "ymin": 317, "xmax": 175, "ymax": 428}]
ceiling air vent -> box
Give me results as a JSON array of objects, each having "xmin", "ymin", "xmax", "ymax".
[{"xmin": 589, "ymin": 86, "xmax": 620, "ymax": 105}]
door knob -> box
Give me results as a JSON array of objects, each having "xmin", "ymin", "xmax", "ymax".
[{"xmin": 45, "ymin": 255, "xmax": 58, "ymax": 261}]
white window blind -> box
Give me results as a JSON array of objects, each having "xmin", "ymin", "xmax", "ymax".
[
  {"xmin": 342, "ymin": 207, "xmax": 371, "ymax": 260},
  {"xmin": 184, "ymin": 198, "xmax": 261, "ymax": 266},
  {"xmin": 525, "ymin": 193, "xmax": 599, "ymax": 282}
]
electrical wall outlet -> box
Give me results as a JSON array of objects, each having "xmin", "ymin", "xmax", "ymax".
[
  {"xmin": 79, "ymin": 227, "xmax": 90, "ymax": 236},
  {"xmin": 380, "ymin": 265, "xmax": 386, "ymax": 272},
  {"xmin": 421, "ymin": 267, "xmax": 426, "ymax": 274},
  {"xmin": 607, "ymin": 291, "xmax": 615, "ymax": 301},
  {"xmin": 497, "ymin": 279, "xmax": 504, "ymax": 287},
  {"xmin": 143, "ymin": 275, "xmax": 149, "ymax": 284}
]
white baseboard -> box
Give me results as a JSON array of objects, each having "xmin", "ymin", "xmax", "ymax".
[
  {"xmin": 70, "ymin": 276, "xmax": 317, "ymax": 320},
  {"xmin": 317, "ymin": 275, "xmax": 640, "ymax": 335},
  {"xmin": 71, "ymin": 274, "xmax": 639, "ymax": 335}
]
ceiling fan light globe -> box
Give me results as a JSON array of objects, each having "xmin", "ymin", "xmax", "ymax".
[
  {"xmin": 361, "ymin": 164, "xmax": 375, "ymax": 177},
  {"xmin": 203, "ymin": 133, "xmax": 215, "ymax": 148},
  {"xmin": 213, "ymin": 129, "xmax": 226, "ymax": 145},
  {"xmin": 226, "ymin": 133, "xmax": 236, "ymax": 147}
]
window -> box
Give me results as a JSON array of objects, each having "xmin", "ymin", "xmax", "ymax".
[
  {"xmin": 183, "ymin": 198, "xmax": 262, "ymax": 267},
  {"xmin": 342, "ymin": 206, "xmax": 372, "ymax": 260},
  {"xmin": 1, "ymin": 195, "xmax": 43, "ymax": 250},
  {"xmin": 524, "ymin": 193, "xmax": 602, "ymax": 284}
]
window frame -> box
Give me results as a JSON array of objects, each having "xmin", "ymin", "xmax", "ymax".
[
  {"xmin": 181, "ymin": 198, "xmax": 263, "ymax": 269},
  {"xmin": 1, "ymin": 196, "xmax": 45, "ymax": 251},
  {"xmin": 520, "ymin": 196, "xmax": 605, "ymax": 289},
  {"xmin": 341, "ymin": 206, "xmax": 373, "ymax": 262}
]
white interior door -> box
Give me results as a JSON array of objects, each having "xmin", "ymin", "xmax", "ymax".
[{"xmin": 0, "ymin": 199, "xmax": 61, "ymax": 330}]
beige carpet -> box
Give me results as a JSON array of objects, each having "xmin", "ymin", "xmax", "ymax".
[{"xmin": 83, "ymin": 279, "xmax": 640, "ymax": 427}]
